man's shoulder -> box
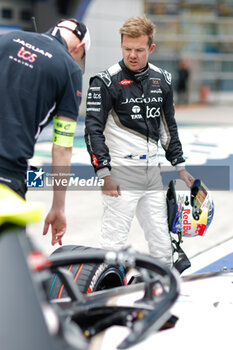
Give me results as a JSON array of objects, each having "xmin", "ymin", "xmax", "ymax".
[
  {"xmin": 107, "ymin": 62, "xmax": 122, "ymax": 77},
  {"xmin": 94, "ymin": 62, "xmax": 121, "ymax": 87},
  {"xmin": 0, "ymin": 30, "xmax": 35, "ymax": 45},
  {"xmin": 149, "ymin": 63, "xmax": 172, "ymax": 85},
  {"xmin": 149, "ymin": 62, "xmax": 163, "ymax": 75}
]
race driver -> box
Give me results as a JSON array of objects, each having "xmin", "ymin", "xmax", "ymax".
[
  {"xmin": 0, "ymin": 19, "xmax": 90, "ymax": 246},
  {"xmin": 85, "ymin": 16, "xmax": 193, "ymax": 267}
]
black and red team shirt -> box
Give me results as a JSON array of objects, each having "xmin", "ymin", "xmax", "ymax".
[{"xmin": 0, "ymin": 29, "xmax": 82, "ymax": 176}]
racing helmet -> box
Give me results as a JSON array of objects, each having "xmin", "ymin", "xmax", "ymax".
[{"xmin": 167, "ymin": 179, "xmax": 214, "ymax": 237}]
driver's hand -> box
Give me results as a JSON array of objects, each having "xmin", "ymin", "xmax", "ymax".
[
  {"xmin": 101, "ymin": 176, "xmax": 121, "ymax": 197},
  {"xmin": 178, "ymin": 169, "xmax": 195, "ymax": 188}
]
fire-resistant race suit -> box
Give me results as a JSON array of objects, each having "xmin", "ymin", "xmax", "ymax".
[
  {"xmin": 0, "ymin": 28, "xmax": 82, "ymax": 197},
  {"xmin": 85, "ymin": 59, "xmax": 185, "ymax": 266}
]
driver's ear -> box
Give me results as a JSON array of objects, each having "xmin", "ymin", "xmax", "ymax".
[{"xmin": 149, "ymin": 43, "xmax": 156, "ymax": 54}]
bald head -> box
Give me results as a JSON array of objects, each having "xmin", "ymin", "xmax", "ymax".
[{"xmin": 51, "ymin": 19, "xmax": 90, "ymax": 70}]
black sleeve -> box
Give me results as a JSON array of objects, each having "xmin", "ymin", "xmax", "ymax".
[
  {"xmin": 160, "ymin": 71, "xmax": 185, "ymax": 166},
  {"xmin": 57, "ymin": 69, "xmax": 82, "ymax": 121},
  {"xmin": 84, "ymin": 75, "xmax": 113, "ymax": 173}
]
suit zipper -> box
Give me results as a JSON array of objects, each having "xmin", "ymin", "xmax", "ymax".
[{"xmin": 139, "ymin": 81, "xmax": 150, "ymax": 166}]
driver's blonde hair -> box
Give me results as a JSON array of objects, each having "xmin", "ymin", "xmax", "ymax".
[{"xmin": 119, "ymin": 16, "xmax": 156, "ymax": 47}]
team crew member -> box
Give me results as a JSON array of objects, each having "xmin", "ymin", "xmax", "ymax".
[
  {"xmin": 0, "ymin": 19, "xmax": 91, "ymax": 245},
  {"xmin": 85, "ymin": 16, "xmax": 193, "ymax": 266}
]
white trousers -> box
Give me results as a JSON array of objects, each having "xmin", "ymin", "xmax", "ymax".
[{"xmin": 99, "ymin": 165, "xmax": 173, "ymax": 267}]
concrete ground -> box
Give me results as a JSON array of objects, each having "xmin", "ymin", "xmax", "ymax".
[{"xmin": 26, "ymin": 104, "xmax": 233, "ymax": 266}]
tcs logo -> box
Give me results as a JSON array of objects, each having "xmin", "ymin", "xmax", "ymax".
[{"xmin": 17, "ymin": 46, "xmax": 37, "ymax": 63}]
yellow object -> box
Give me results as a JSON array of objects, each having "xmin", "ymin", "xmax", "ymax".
[
  {"xmin": 192, "ymin": 209, "xmax": 208, "ymax": 228},
  {"xmin": 53, "ymin": 116, "xmax": 76, "ymax": 147},
  {"xmin": 0, "ymin": 184, "xmax": 43, "ymax": 226}
]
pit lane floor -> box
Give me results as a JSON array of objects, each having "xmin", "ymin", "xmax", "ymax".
[{"xmin": 27, "ymin": 104, "xmax": 233, "ymax": 272}]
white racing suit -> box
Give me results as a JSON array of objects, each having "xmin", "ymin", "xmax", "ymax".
[
  {"xmin": 85, "ymin": 60, "xmax": 186, "ymax": 267},
  {"xmin": 100, "ymin": 161, "xmax": 173, "ymax": 266}
]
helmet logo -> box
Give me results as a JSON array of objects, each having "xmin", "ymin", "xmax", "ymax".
[{"xmin": 182, "ymin": 209, "xmax": 191, "ymax": 235}]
